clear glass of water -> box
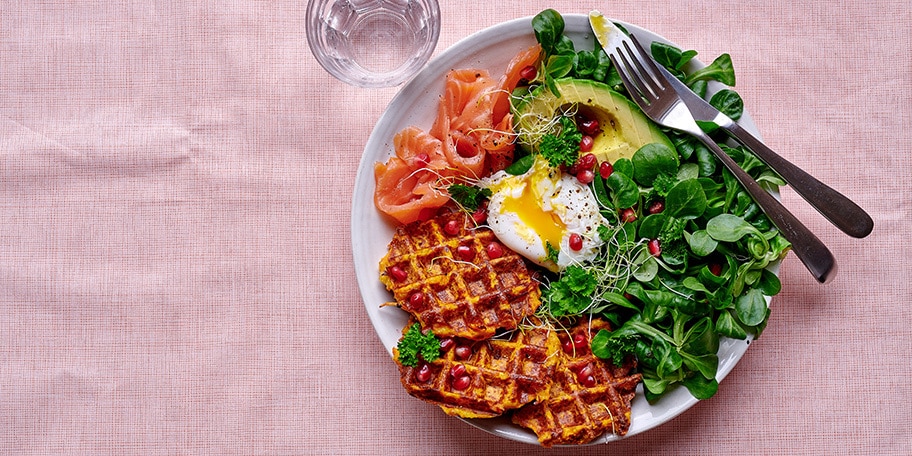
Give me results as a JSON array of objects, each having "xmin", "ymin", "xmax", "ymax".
[{"xmin": 306, "ymin": 0, "xmax": 441, "ymax": 88}]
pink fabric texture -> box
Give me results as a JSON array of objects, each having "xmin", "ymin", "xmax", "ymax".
[{"xmin": 1, "ymin": 1, "xmax": 910, "ymax": 454}]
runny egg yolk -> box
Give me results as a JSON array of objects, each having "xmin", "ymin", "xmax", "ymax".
[
  {"xmin": 482, "ymin": 155, "xmax": 607, "ymax": 272},
  {"xmin": 499, "ymin": 182, "xmax": 566, "ymax": 253}
]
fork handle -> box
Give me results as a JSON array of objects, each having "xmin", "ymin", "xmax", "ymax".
[
  {"xmin": 724, "ymin": 121, "xmax": 874, "ymax": 239},
  {"xmin": 696, "ymin": 131, "xmax": 837, "ymax": 283}
]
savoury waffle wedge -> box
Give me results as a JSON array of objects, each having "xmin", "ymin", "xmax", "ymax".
[
  {"xmin": 511, "ymin": 318, "xmax": 642, "ymax": 447},
  {"xmin": 394, "ymin": 320, "xmax": 561, "ymax": 419},
  {"xmin": 379, "ymin": 209, "xmax": 542, "ymax": 340}
]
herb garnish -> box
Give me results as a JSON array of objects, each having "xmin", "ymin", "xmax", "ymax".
[
  {"xmin": 543, "ymin": 265, "xmax": 598, "ymax": 317},
  {"xmin": 538, "ymin": 115, "xmax": 582, "ymax": 168},
  {"xmin": 448, "ymin": 184, "xmax": 492, "ymax": 212},
  {"xmin": 545, "ymin": 241, "xmax": 560, "ymax": 265},
  {"xmin": 396, "ymin": 323, "xmax": 441, "ymax": 367}
]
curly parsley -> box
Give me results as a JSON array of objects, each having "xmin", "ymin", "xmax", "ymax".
[
  {"xmin": 448, "ymin": 184, "xmax": 491, "ymax": 212},
  {"xmin": 543, "ymin": 265, "xmax": 598, "ymax": 317},
  {"xmin": 652, "ymin": 172, "xmax": 678, "ymax": 198},
  {"xmin": 396, "ymin": 323, "xmax": 441, "ymax": 367},
  {"xmin": 538, "ymin": 115, "xmax": 582, "ymax": 168},
  {"xmin": 591, "ymin": 331, "xmax": 639, "ymax": 368},
  {"xmin": 658, "ymin": 215, "xmax": 688, "ymax": 265},
  {"xmin": 545, "ymin": 241, "xmax": 560, "ymax": 265},
  {"xmin": 659, "ymin": 216, "xmax": 686, "ymax": 243}
]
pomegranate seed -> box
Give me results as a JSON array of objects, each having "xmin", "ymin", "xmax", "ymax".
[
  {"xmin": 472, "ymin": 207, "xmax": 487, "ymax": 224},
  {"xmin": 485, "ymin": 242, "xmax": 504, "ymax": 259},
  {"xmin": 579, "ymin": 374, "xmax": 597, "ymax": 388},
  {"xmin": 450, "ymin": 364, "xmax": 466, "ymax": 378},
  {"xmin": 409, "ymin": 291, "xmax": 426, "ymax": 307},
  {"xmin": 561, "ymin": 338, "xmax": 575, "ymax": 354},
  {"xmin": 573, "ymin": 333, "xmax": 588, "ymax": 350},
  {"xmin": 569, "ymin": 233, "xmax": 583, "ymax": 251},
  {"xmin": 443, "ymin": 219, "xmax": 460, "ymax": 236},
  {"xmin": 648, "ymin": 200, "xmax": 665, "ymax": 214},
  {"xmin": 599, "ymin": 161, "xmax": 613, "ymax": 179},
  {"xmin": 648, "ymin": 239, "xmax": 662, "ymax": 257},
  {"xmin": 455, "ymin": 346, "xmax": 472, "ymax": 360},
  {"xmin": 387, "ymin": 265, "xmax": 407, "ymax": 282},
  {"xmin": 519, "ymin": 65, "xmax": 537, "ymax": 81},
  {"xmin": 578, "ymin": 363, "xmax": 593, "ymax": 378},
  {"xmin": 577, "ymin": 169, "xmax": 595, "ymax": 184},
  {"xmin": 456, "ymin": 245, "xmax": 474, "ymax": 261},
  {"xmin": 709, "ymin": 263, "xmax": 723, "ymax": 276},
  {"xmin": 579, "ymin": 135, "xmax": 594, "ymax": 152},
  {"xmin": 416, "ymin": 363, "xmax": 432, "ymax": 382},
  {"xmin": 567, "ymin": 162, "xmax": 580, "ymax": 176},
  {"xmin": 452, "ymin": 375, "xmax": 471, "ymax": 391},
  {"xmin": 439, "ymin": 338, "xmax": 455, "ymax": 351},
  {"xmin": 578, "ymin": 153, "xmax": 597, "ymax": 170},
  {"xmin": 579, "ymin": 118, "xmax": 600, "ymax": 136},
  {"xmin": 620, "ymin": 208, "xmax": 637, "ymax": 223}
]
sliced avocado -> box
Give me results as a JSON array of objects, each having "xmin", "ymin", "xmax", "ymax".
[{"xmin": 514, "ymin": 78, "xmax": 674, "ymax": 164}]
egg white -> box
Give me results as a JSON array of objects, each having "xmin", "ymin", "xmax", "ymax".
[{"xmin": 481, "ymin": 156, "xmax": 607, "ymax": 271}]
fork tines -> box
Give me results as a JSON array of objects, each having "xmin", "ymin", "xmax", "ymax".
[{"xmin": 609, "ymin": 36, "xmax": 665, "ymax": 105}]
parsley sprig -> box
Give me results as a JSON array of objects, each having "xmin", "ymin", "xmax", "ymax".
[
  {"xmin": 448, "ymin": 184, "xmax": 491, "ymax": 212},
  {"xmin": 538, "ymin": 115, "xmax": 582, "ymax": 168},
  {"xmin": 543, "ymin": 265, "xmax": 598, "ymax": 317},
  {"xmin": 396, "ymin": 323, "xmax": 441, "ymax": 367}
]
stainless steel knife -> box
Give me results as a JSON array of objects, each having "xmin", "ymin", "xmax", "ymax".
[{"xmin": 642, "ymin": 48, "xmax": 874, "ymax": 239}]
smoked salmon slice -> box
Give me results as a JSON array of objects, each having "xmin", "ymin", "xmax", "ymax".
[
  {"xmin": 430, "ymin": 69, "xmax": 496, "ymax": 178},
  {"xmin": 374, "ymin": 46, "xmax": 543, "ymax": 225},
  {"xmin": 374, "ymin": 128, "xmax": 452, "ymax": 225},
  {"xmin": 493, "ymin": 44, "xmax": 542, "ymax": 125}
]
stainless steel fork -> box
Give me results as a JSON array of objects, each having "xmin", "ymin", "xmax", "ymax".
[{"xmin": 607, "ymin": 37, "xmax": 837, "ymax": 283}]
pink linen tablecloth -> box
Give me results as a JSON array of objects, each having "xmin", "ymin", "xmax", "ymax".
[{"xmin": 2, "ymin": 1, "xmax": 910, "ymax": 454}]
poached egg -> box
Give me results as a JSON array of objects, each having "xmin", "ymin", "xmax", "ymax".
[{"xmin": 481, "ymin": 156, "xmax": 607, "ymax": 271}]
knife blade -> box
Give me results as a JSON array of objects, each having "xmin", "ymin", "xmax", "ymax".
[{"xmin": 590, "ymin": 12, "xmax": 872, "ymax": 238}]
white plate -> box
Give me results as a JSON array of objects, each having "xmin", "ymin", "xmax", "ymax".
[{"xmin": 351, "ymin": 13, "xmax": 765, "ymax": 445}]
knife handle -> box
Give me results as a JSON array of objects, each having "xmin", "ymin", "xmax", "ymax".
[{"xmin": 725, "ymin": 122, "xmax": 874, "ymax": 238}]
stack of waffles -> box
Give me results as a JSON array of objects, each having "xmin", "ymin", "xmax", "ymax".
[{"xmin": 380, "ymin": 210, "xmax": 641, "ymax": 446}]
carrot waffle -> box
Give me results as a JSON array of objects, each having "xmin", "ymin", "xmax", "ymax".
[
  {"xmin": 511, "ymin": 318, "xmax": 642, "ymax": 447},
  {"xmin": 394, "ymin": 321, "xmax": 561, "ymax": 419},
  {"xmin": 379, "ymin": 209, "xmax": 542, "ymax": 340}
]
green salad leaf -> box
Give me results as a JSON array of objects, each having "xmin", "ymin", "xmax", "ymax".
[{"xmin": 686, "ymin": 53, "xmax": 736, "ymax": 86}]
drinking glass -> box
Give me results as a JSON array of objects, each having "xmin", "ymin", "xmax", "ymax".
[{"xmin": 306, "ymin": 0, "xmax": 441, "ymax": 88}]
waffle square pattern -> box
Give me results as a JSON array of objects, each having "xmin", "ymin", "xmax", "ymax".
[
  {"xmin": 395, "ymin": 321, "xmax": 560, "ymax": 419},
  {"xmin": 380, "ymin": 210, "xmax": 542, "ymax": 340},
  {"xmin": 511, "ymin": 319, "xmax": 641, "ymax": 446}
]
